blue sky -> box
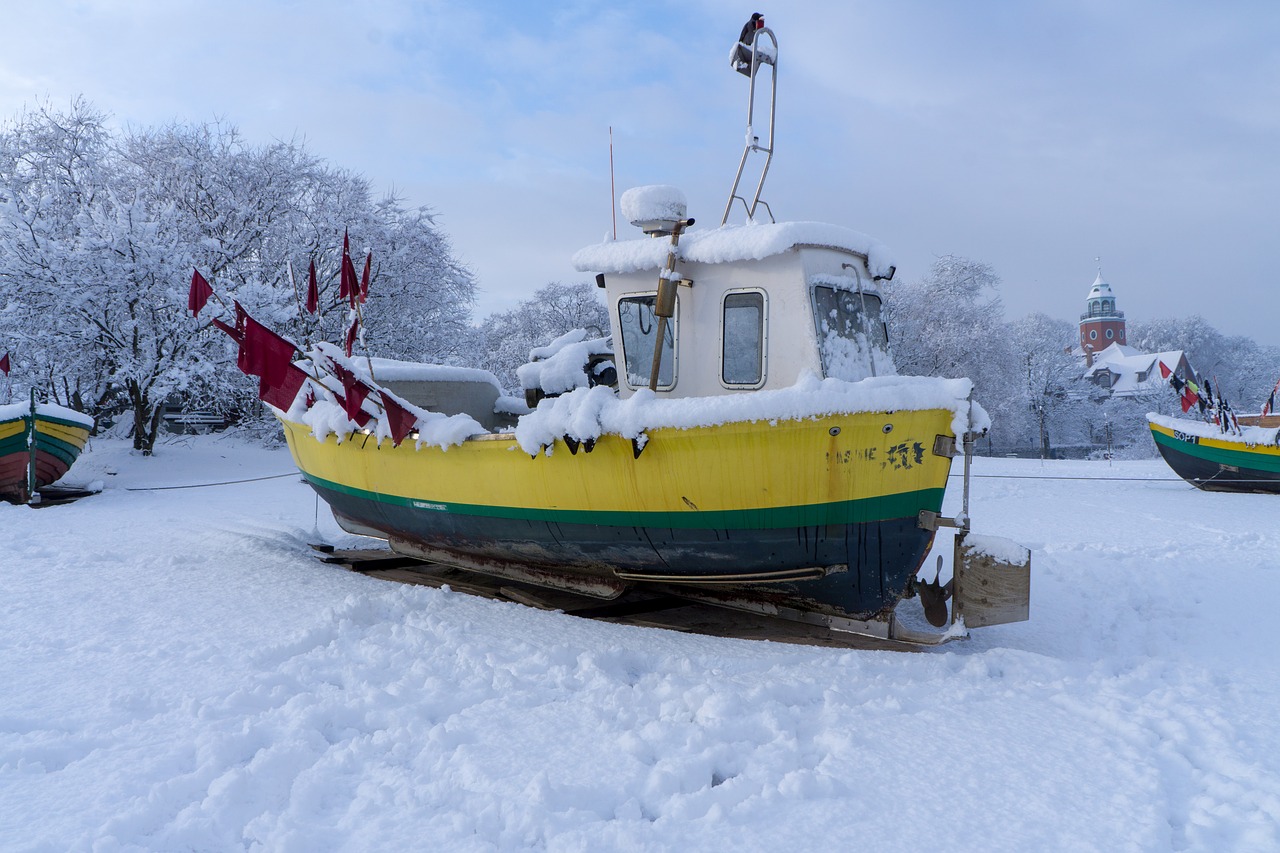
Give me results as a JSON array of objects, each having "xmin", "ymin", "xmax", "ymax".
[{"xmin": 3, "ymin": 1, "xmax": 1278, "ymax": 345}]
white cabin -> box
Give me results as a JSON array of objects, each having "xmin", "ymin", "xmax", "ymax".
[{"xmin": 572, "ymin": 220, "xmax": 899, "ymax": 400}]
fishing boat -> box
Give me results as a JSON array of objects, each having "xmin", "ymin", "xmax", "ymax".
[
  {"xmin": 1148, "ymin": 413, "xmax": 1280, "ymax": 493},
  {"xmin": 267, "ymin": 19, "xmax": 1030, "ymax": 643},
  {"xmin": 0, "ymin": 391, "xmax": 95, "ymax": 504}
]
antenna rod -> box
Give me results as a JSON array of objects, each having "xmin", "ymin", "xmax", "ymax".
[{"xmin": 609, "ymin": 127, "xmax": 617, "ymax": 240}]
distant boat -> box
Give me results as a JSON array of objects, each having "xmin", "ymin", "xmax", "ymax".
[
  {"xmin": 0, "ymin": 393, "xmax": 94, "ymax": 504},
  {"xmin": 1148, "ymin": 413, "xmax": 1280, "ymax": 494}
]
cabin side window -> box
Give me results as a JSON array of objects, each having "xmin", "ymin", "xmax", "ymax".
[
  {"xmin": 617, "ymin": 295, "xmax": 676, "ymax": 389},
  {"xmin": 721, "ymin": 290, "xmax": 766, "ymax": 387},
  {"xmin": 811, "ymin": 283, "xmax": 891, "ymax": 382}
]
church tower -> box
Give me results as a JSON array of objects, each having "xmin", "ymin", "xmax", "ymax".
[{"xmin": 1079, "ymin": 268, "xmax": 1126, "ymax": 361}]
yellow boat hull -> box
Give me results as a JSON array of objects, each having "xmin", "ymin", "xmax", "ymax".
[{"xmin": 279, "ymin": 408, "xmax": 956, "ymax": 619}]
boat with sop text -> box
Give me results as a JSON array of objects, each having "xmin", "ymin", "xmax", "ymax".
[{"xmin": 243, "ymin": 17, "xmax": 1031, "ymax": 644}]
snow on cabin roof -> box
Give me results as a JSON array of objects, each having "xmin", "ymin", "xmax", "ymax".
[
  {"xmin": 572, "ymin": 221, "xmax": 896, "ymax": 281},
  {"xmin": 367, "ymin": 357, "xmax": 502, "ymax": 391}
]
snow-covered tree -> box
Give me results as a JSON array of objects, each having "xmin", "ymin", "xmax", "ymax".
[
  {"xmin": 475, "ymin": 282, "xmax": 610, "ymax": 389},
  {"xmin": 0, "ymin": 101, "xmax": 476, "ymax": 453},
  {"xmin": 1007, "ymin": 313, "xmax": 1084, "ymax": 457},
  {"xmin": 884, "ymin": 255, "xmax": 1019, "ymax": 443}
]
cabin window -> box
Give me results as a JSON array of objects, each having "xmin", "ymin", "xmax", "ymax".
[
  {"xmin": 1106, "ymin": 328, "xmax": 1114, "ymax": 340},
  {"xmin": 617, "ymin": 295, "xmax": 676, "ymax": 389},
  {"xmin": 721, "ymin": 291, "xmax": 765, "ymax": 386},
  {"xmin": 811, "ymin": 284, "xmax": 890, "ymax": 381}
]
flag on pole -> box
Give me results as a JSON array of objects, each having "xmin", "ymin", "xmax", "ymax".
[
  {"xmin": 342, "ymin": 254, "xmax": 359, "ymax": 309},
  {"xmin": 1262, "ymin": 376, "xmax": 1280, "ymax": 417},
  {"xmin": 238, "ymin": 313, "xmax": 298, "ymax": 389},
  {"xmin": 188, "ymin": 269, "xmax": 213, "ymax": 317},
  {"xmin": 332, "ymin": 363, "xmax": 373, "ymax": 425},
  {"xmin": 1180, "ymin": 384, "xmax": 1198, "ymax": 413},
  {"xmin": 259, "ymin": 363, "xmax": 309, "ymax": 410},
  {"xmin": 381, "ymin": 393, "xmax": 417, "ymax": 447},
  {"xmin": 306, "ymin": 259, "xmax": 319, "ymax": 314},
  {"xmin": 360, "ymin": 251, "xmax": 371, "ymax": 303},
  {"xmin": 338, "ymin": 229, "xmax": 359, "ymax": 308},
  {"xmin": 0, "ymin": 352, "xmax": 9, "ymax": 375},
  {"xmin": 344, "ymin": 315, "xmax": 359, "ymax": 357}
]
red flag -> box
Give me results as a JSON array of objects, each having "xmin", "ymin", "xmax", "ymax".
[
  {"xmin": 259, "ymin": 362, "xmax": 309, "ymax": 410},
  {"xmin": 338, "ymin": 229, "xmax": 358, "ymax": 308},
  {"xmin": 211, "ymin": 318, "xmax": 243, "ymax": 343},
  {"xmin": 341, "ymin": 254, "xmax": 359, "ymax": 308},
  {"xmin": 1181, "ymin": 385, "xmax": 1198, "ymax": 413},
  {"xmin": 306, "ymin": 259, "xmax": 319, "ymax": 314},
  {"xmin": 1159, "ymin": 361, "xmax": 1171, "ymax": 379},
  {"xmin": 238, "ymin": 313, "xmax": 298, "ymax": 388},
  {"xmin": 360, "ymin": 251, "xmax": 371, "ymax": 303},
  {"xmin": 344, "ymin": 316, "xmax": 359, "ymax": 357},
  {"xmin": 188, "ymin": 269, "xmax": 213, "ymax": 317},
  {"xmin": 381, "ymin": 393, "xmax": 417, "ymax": 447},
  {"xmin": 332, "ymin": 363, "xmax": 373, "ymax": 425},
  {"xmin": 0, "ymin": 352, "xmax": 9, "ymax": 375}
]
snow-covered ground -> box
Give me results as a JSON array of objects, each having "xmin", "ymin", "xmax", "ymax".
[{"xmin": 3, "ymin": 434, "xmax": 1279, "ymax": 852}]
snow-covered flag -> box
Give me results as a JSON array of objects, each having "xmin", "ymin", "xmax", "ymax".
[
  {"xmin": 188, "ymin": 269, "xmax": 213, "ymax": 317},
  {"xmin": 1159, "ymin": 361, "xmax": 1172, "ymax": 379},
  {"xmin": 305, "ymin": 260, "xmax": 319, "ymax": 315},
  {"xmin": 381, "ymin": 393, "xmax": 417, "ymax": 447},
  {"xmin": 0, "ymin": 352, "xmax": 9, "ymax": 375},
  {"xmin": 1264, "ymin": 390, "xmax": 1276, "ymax": 418},
  {"xmin": 344, "ymin": 315, "xmax": 359, "ymax": 357},
  {"xmin": 331, "ymin": 362, "xmax": 373, "ymax": 426}
]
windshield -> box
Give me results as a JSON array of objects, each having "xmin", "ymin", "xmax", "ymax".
[
  {"xmin": 617, "ymin": 295, "xmax": 675, "ymax": 388},
  {"xmin": 811, "ymin": 284, "xmax": 894, "ymax": 381}
]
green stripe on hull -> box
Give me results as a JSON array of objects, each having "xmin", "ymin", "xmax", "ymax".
[
  {"xmin": 31, "ymin": 432, "xmax": 84, "ymax": 467},
  {"xmin": 301, "ymin": 471, "xmax": 944, "ymax": 530},
  {"xmin": 1152, "ymin": 430, "xmax": 1280, "ymax": 475}
]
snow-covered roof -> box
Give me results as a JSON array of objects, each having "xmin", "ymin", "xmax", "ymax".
[
  {"xmin": 1083, "ymin": 343, "xmax": 1188, "ymax": 396},
  {"xmin": 572, "ymin": 221, "xmax": 896, "ymax": 281},
  {"xmin": 1087, "ymin": 271, "xmax": 1113, "ymax": 300}
]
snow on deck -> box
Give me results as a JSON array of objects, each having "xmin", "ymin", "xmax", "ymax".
[
  {"xmin": 572, "ymin": 221, "xmax": 896, "ymax": 281},
  {"xmin": 1149, "ymin": 412, "xmax": 1280, "ymax": 446},
  {"xmin": 515, "ymin": 373, "xmax": 987, "ymax": 454},
  {"xmin": 0, "ymin": 399, "xmax": 95, "ymax": 428}
]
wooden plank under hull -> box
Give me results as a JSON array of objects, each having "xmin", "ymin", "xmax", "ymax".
[
  {"xmin": 321, "ymin": 547, "xmax": 925, "ymax": 651},
  {"xmin": 1150, "ymin": 423, "xmax": 1280, "ymax": 494}
]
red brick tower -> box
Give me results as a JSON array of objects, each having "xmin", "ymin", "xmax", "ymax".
[{"xmin": 1079, "ymin": 269, "xmax": 1126, "ymax": 361}]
